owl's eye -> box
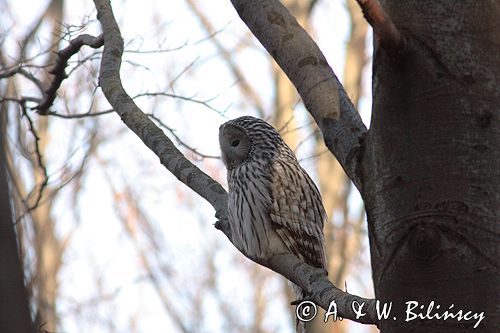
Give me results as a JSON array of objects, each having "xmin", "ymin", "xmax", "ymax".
[{"xmin": 231, "ymin": 139, "xmax": 240, "ymax": 147}]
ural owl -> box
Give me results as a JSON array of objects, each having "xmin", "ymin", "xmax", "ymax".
[{"xmin": 219, "ymin": 116, "xmax": 327, "ymax": 303}]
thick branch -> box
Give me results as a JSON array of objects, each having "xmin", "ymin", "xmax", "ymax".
[
  {"xmin": 215, "ymin": 220, "xmax": 378, "ymax": 326},
  {"xmin": 229, "ymin": 0, "xmax": 366, "ymax": 190},
  {"xmin": 355, "ymin": 0, "xmax": 401, "ymax": 52},
  {"xmin": 265, "ymin": 254, "xmax": 378, "ymax": 325},
  {"xmin": 92, "ymin": 0, "xmax": 227, "ymax": 218},
  {"xmin": 36, "ymin": 33, "xmax": 104, "ymax": 115},
  {"xmin": 93, "ymin": 0, "xmax": 376, "ymax": 326}
]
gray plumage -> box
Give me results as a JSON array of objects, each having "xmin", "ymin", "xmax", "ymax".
[{"xmin": 219, "ymin": 115, "xmax": 327, "ymax": 279}]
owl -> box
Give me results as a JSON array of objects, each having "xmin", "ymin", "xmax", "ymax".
[{"xmin": 219, "ymin": 116, "xmax": 327, "ymax": 298}]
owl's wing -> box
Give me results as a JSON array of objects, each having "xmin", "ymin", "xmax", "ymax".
[{"xmin": 268, "ymin": 158, "xmax": 327, "ymax": 269}]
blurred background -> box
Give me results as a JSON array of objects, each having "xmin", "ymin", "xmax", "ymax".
[{"xmin": 0, "ymin": 0, "xmax": 375, "ymax": 332}]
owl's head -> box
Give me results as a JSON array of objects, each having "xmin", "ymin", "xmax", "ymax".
[{"xmin": 219, "ymin": 116, "xmax": 284, "ymax": 169}]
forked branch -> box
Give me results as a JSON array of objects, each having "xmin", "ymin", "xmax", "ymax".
[{"xmin": 36, "ymin": 33, "xmax": 104, "ymax": 115}]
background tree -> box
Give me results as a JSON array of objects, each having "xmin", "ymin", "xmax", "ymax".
[{"xmin": 0, "ymin": 105, "xmax": 33, "ymax": 333}]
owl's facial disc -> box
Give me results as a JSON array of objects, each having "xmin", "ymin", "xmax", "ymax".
[{"xmin": 219, "ymin": 125, "xmax": 251, "ymax": 169}]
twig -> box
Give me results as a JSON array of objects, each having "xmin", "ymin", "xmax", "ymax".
[
  {"xmin": 0, "ymin": 67, "xmax": 44, "ymax": 92},
  {"xmin": 148, "ymin": 114, "xmax": 220, "ymax": 160},
  {"xmin": 43, "ymin": 91, "xmax": 227, "ymax": 120},
  {"xmin": 45, "ymin": 109, "xmax": 115, "ymax": 119},
  {"xmin": 134, "ymin": 92, "xmax": 225, "ymax": 115},
  {"xmin": 20, "ymin": 102, "xmax": 49, "ymax": 214},
  {"xmin": 36, "ymin": 33, "xmax": 104, "ymax": 115}
]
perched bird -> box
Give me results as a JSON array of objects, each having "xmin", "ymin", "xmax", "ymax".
[{"xmin": 219, "ymin": 115, "xmax": 327, "ymax": 327}]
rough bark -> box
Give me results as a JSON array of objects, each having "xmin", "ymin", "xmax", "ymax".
[{"xmin": 362, "ymin": 1, "xmax": 500, "ymax": 332}]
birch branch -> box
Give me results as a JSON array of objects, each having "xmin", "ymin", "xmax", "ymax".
[{"xmin": 229, "ymin": 0, "xmax": 367, "ymax": 190}]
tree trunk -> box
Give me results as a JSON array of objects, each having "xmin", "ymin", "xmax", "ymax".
[
  {"xmin": 31, "ymin": 1, "xmax": 65, "ymax": 330},
  {"xmin": 363, "ymin": 1, "xmax": 499, "ymax": 332},
  {"xmin": 0, "ymin": 112, "xmax": 34, "ymax": 333}
]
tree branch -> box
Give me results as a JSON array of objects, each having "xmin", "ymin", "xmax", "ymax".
[
  {"xmin": 92, "ymin": 0, "xmax": 228, "ymax": 219},
  {"xmin": 217, "ymin": 217, "xmax": 379, "ymax": 326},
  {"xmin": 355, "ymin": 0, "xmax": 402, "ymax": 52},
  {"xmin": 36, "ymin": 33, "xmax": 104, "ymax": 115},
  {"xmin": 92, "ymin": 0, "xmax": 377, "ymax": 326},
  {"xmin": 0, "ymin": 67, "xmax": 44, "ymax": 92},
  {"xmin": 264, "ymin": 254, "xmax": 378, "ymax": 325},
  {"xmin": 229, "ymin": 0, "xmax": 366, "ymax": 190}
]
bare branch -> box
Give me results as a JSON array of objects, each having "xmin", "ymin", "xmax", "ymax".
[
  {"xmin": 229, "ymin": 0, "xmax": 367, "ymax": 190},
  {"xmin": 355, "ymin": 0, "xmax": 402, "ymax": 52},
  {"xmin": 134, "ymin": 91, "xmax": 226, "ymax": 115},
  {"xmin": 43, "ymin": 90, "xmax": 226, "ymax": 119},
  {"xmin": 35, "ymin": 33, "xmax": 104, "ymax": 115},
  {"xmin": 92, "ymin": 0, "xmax": 228, "ymax": 219},
  {"xmin": 148, "ymin": 114, "xmax": 220, "ymax": 160},
  {"xmin": 8, "ymin": 100, "xmax": 49, "ymax": 218},
  {"xmin": 214, "ymin": 217, "xmax": 379, "ymax": 326},
  {"xmin": 0, "ymin": 96, "xmax": 41, "ymax": 104},
  {"xmin": 45, "ymin": 109, "xmax": 115, "ymax": 119},
  {"xmin": 263, "ymin": 254, "xmax": 378, "ymax": 326},
  {"xmin": 0, "ymin": 67, "xmax": 44, "ymax": 92}
]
